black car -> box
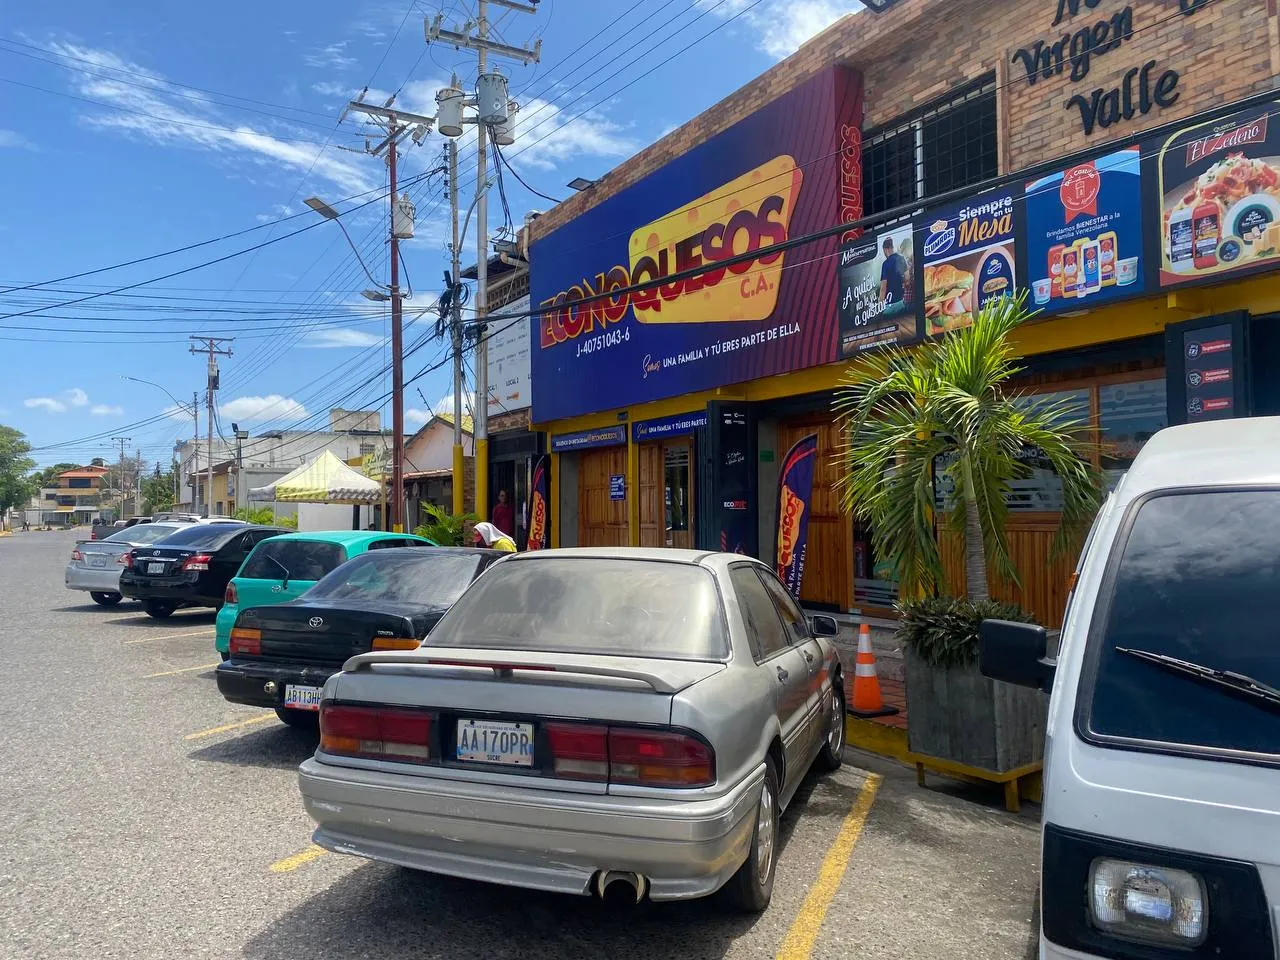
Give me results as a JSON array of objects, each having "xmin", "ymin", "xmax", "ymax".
[
  {"xmin": 216, "ymin": 547, "xmax": 503, "ymax": 727},
  {"xmin": 119, "ymin": 523, "xmax": 287, "ymax": 620}
]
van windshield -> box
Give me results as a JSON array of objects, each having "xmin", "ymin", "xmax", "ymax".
[{"xmin": 1087, "ymin": 489, "xmax": 1280, "ymax": 757}]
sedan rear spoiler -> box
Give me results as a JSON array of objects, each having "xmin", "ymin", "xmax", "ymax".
[{"xmin": 342, "ymin": 648, "xmax": 716, "ymax": 695}]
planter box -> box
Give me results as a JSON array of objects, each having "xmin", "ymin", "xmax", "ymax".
[{"xmin": 904, "ymin": 647, "xmax": 1047, "ymax": 773}]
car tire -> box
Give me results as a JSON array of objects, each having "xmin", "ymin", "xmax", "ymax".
[
  {"xmin": 89, "ymin": 591, "xmax": 122, "ymax": 607},
  {"xmin": 724, "ymin": 759, "xmax": 779, "ymax": 913},
  {"xmin": 143, "ymin": 600, "xmax": 177, "ymax": 620},
  {"xmin": 275, "ymin": 708, "xmax": 319, "ymax": 730},
  {"xmin": 815, "ymin": 676, "xmax": 846, "ymax": 772},
  {"xmin": 219, "ymin": 651, "xmax": 230, "ymax": 662}
]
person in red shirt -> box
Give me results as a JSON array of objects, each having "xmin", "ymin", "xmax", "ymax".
[{"xmin": 491, "ymin": 489, "xmax": 515, "ymax": 538}]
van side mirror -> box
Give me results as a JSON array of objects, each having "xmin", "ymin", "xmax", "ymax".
[
  {"xmin": 810, "ymin": 615, "xmax": 840, "ymax": 638},
  {"xmin": 979, "ymin": 619, "xmax": 1055, "ymax": 691}
]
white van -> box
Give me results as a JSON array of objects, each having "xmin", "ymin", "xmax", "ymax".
[{"xmin": 981, "ymin": 417, "xmax": 1279, "ymax": 959}]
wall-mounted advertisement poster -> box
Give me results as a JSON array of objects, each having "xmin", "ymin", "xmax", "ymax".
[
  {"xmin": 918, "ymin": 187, "xmax": 1018, "ymax": 335},
  {"xmin": 1025, "ymin": 147, "xmax": 1144, "ymax": 314},
  {"xmin": 1151, "ymin": 100, "xmax": 1280, "ymax": 288},
  {"xmin": 836, "ymin": 222, "xmax": 919, "ymax": 356}
]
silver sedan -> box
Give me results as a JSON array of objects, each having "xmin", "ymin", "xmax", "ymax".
[{"xmin": 297, "ymin": 547, "xmax": 846, "ymax": 912}]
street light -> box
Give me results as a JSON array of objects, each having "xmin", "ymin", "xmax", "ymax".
[
  {"xmin": 567, "ymin": 176, "xmax": 597, "ymax": 191},
  {"xmin": 303, "ymin": 196, "xmax": 389, "ymax": 292},
  {"xmin": 122, "ymin": 376, "xmax": 200, "ymax": 512},
  {"xmin": 360, "ymin": 289, "xmax": 391, "ymax": 302}
]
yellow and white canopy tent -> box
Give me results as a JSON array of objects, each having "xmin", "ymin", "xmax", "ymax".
[{"xmin": 248, "ymin": 450, "xmax": 383, "ymax": 504}]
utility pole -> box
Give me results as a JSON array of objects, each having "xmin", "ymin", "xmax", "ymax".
[
  {"xmin": 111, "ymin": 436, "xmax": 130, "ymax": 518},
  {"xmin": 343, "ymin": 100, "xmax": 434, "ymax": 532},
  {"xmin": 189, "ymin": 337, "xmax": 233, "ymax": 516},
  {"xmin": 191, "ymin": 391, "xmax": 199, "ymax": 512},
  {"xmin": 428, "ymin": 0, "xmax": 539, "ymax": 522},
  {"xmin": 135, "ymin": 451, "xmax": 144, "ymax": 516},
  {"xmin": 449, "ymin": 140, "xmax": 466, "ymax": 516}
]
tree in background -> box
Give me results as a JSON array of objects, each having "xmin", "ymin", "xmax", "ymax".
[
  {"xmin": 833, "ymin": 294, "xmax": 1100, "ymax": 602},
  {"xmin": 32, "ymin": 462, "xmax": 82, "ymax": 488},
  {"xmin": 0, "ymin": 426, "xmax": 37, "ymax": 518},
  {"xmin": 142, "ymin": 462, "xmax": 177, "ymax": 511}
]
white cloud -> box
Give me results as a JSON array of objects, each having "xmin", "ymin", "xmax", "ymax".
[
  {"xmin": 67, "ymin": 387, "xmax": 89, "ymax": 407},
  {"xmin": 0, "ymin": 129, "xmax": 34, "ymax": 150},
  {"xmin": 405, "ymin": 407, "xmax": 432, "ymax": 427},
  {"xmin": 24, "ymin": 397, "xmax": 66, "ymax": 414},
  {"xmin": 255, "ymin": 203, "xmax": 297, "ymax": 223},
  {"xmin": 311, "ymin": 81, "xmax": 353, "ymax": 98},
  {"xmin": 90, "ymin": 404, "xmax": 124, "ymax": 416},
  {"xmin": 162, "ymin": 403, "xmax": 195, "ymax": 423},
  {"xmin": 302, "ymin": 328, "xmax": 386, "ymax": 348},
  {"xmin": 220, "ymin": 394, "xmax": 310, "ymax": 421},
  {"xmin": 699, "ymin": 0, "xmax": 862, "ymax": 60},
  {"xmin": 45, "ymin": 41, "xmax": 375, "ymax": 194},
  {"xmin": 432, "ymin": 391, "xmax": 475, "ymax": 417},
  {"xmin": 305, "ymin": 42, "xmax": 357, "ymax": 70}
]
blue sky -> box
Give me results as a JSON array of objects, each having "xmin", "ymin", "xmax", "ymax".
[{"xmin": 0, "ymin": 0, "xmax": 862, "ymax": 468}]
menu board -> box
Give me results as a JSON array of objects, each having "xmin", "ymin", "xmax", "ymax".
[
  {"xmin": 836, "ymin": 222, "xmax": 919, "ymax": 355},
  {"xmin": 918, "ymin": 187, "xmax": 1019, "ymax": 335},
  {"xmin": 1180, "ymin": 324, "xmax": 1236, "ymax": 422},
  {"xmin": 1025, "ymin": 147, "xmax": 1144, "ymax": 314},
  {"xmin": 1150, "ymin": 99, "xmax": 1280, "ymax": 288}
]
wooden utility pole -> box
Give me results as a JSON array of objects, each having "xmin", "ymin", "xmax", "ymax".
[{"xmin": 189, "ymin": 337, "xmax": 233, "ymax": 516}]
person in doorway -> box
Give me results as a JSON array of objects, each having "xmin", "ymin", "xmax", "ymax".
[
  {"xmin": 879, "ymin": 236, "xmax": 908, "ymax": 306},
  {"xmin": 473, "ymin": 521, "xmax": 517, "ymax": 553},
  {"xmin": 491, "ymin": 489, "xmax": 515, "ymax": 537}
]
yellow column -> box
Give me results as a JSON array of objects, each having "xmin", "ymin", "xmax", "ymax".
[
  {"xmin": 626, "ymin": 419, "xmax": 639, "ymax": 546},
  {"xmin": 451, "ymin": 444, "xmax": 465, "ymax": 515},
  {"xmin": 549, "ymin": 452, "xmax": 560, "ymax": 548},
  {"xmin": 475, "ymin": 438, "xmax": 489, "ymax": 522}
]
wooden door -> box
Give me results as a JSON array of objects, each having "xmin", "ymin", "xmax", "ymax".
[
  {"xmin": 776, "ymin": 419, "xmax": 851, "ymax": 609},
  {"xmin": 638, "ymin": 443, "xmax": 663, "ymax": 547},
  {"xmin": 578, "ymin": 446, "xmax": 628, "ymax": 547}
]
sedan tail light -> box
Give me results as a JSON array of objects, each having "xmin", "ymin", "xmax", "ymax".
[
  {"xmin": 543, "ymin": 723, "xmax": 609, "ymax": 781},
  {"xmin": 118, "ymin": 551, "xmax": 133, "ymax": 566},
  {"xmin": 371, "ymin": 636, "xmax": 421, "ymax": 651},
  {"xmin": 320, "ymin": 704, "xmax": 430, "ymax": 762},
  {"xmin": 609, "ymin": 729, "xmax": 715, "ymax": 787},
  {"xmin": 229, "ymin": 627, "xmax": 261, "ymax": 656},
  {"xmin": 225, "ymin": 582, "xmax": 238, "ymax": 605},
  {"xmin": 71, "ymin": 549, "xmax": 84, "ymax": 561},
  {"xmin": 182, "ymin": 553, "xmax": 213, "ymax": 572}
]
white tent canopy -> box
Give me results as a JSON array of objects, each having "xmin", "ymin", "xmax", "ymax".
[{"xmin": 248, "ymin": 450, "xmax": 383, "ymax": 504}]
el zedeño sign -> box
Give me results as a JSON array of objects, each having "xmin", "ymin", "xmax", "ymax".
[{"xmin": 1012, "ymin": 0, "xmax": 1208, "ymax": 136}]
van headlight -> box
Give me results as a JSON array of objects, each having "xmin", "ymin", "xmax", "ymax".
[{"xmin": 1090, "ymin": 858, "xmax": 1207, "ymax": 947}]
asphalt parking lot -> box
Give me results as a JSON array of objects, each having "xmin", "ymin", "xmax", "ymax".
[{"xmin": 0, "ymin": 529, "xmax": 1039, "ymax": 960}]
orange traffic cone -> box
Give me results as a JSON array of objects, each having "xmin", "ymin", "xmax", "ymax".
[{"xmin": 848, "ymin": 623, "xmax": 899, "ymax": 718}]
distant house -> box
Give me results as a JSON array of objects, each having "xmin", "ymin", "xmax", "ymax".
[
  {"xmin": 28, "ymin": 465, "xmax": 110, "ymax": 526},
  {"xmin": 403, "ymin": 412, "xmax": 475, "ymax": 524}
]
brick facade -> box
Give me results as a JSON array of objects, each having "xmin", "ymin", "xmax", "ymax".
[{"xmin": 529, "ymin": 0, "xmax": 1280, "ymax": 245}]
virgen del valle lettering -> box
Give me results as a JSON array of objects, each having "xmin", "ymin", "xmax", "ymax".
[{"xmin": 1011, "ymin": 0, "xmax": 1208, "ymax": 136}]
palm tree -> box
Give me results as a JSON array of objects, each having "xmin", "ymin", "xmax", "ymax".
[{"xmin": 833, "ymin": 294, "xmax": 1100, "ymax": 602}]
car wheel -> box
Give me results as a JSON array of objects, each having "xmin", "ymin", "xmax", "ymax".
[
  {"xmin": 815, "ymin": 677, "xmax": 846, "ymax": 772},
  {"xmin": 143, "ymin": 600, "xmax": 177, "ymax": 620},
  {"xmin": 89, "ymin": 591, "xmax": 122, "ymax": 607},
  {"xmin": 275, "ymin": 708, "xmax": 319, "ymax": 730},
  {"xmin": 724, "ymin": 759, "xmax": 779, "ymax": 913}
]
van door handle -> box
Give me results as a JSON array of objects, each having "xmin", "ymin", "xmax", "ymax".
[
  {"xmin": 776, "ymin": 665, "xmax": 789, "ymax": 681},
  {"xmin": 802, "ymin": 649, "xmax": 815, "ymax": 663}
]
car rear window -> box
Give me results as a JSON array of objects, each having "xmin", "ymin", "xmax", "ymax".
[
  {"xmin": 104, "ymin": 523, "xmax": 183, "ymax": 545},
  {"xmin": 154, "ymin": 524, "xmax": 247, "ymax": 549},
  {"xmin": 240, "ymin": 539, "xmax": 346, "ymax": 581},
  {"xmin": 307, "ymin": 551, "xmax": 482, "ymax": 604},
  {"xmin": 1085, "ymin": 489, "xmax": 1280, "ymax": 758},
  {"xmin": 428, "ymin": 558, "xmax": 728, "ymax": 661}
]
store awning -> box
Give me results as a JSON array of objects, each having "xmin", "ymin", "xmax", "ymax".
[{"xmin": 248, "ymin": 450, "xmax": 384, "ymax": 504}]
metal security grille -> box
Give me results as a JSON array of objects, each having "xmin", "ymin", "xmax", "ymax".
[{"xmin": 862, "ymin": 76, "xmax": 998, "ymax": 218}]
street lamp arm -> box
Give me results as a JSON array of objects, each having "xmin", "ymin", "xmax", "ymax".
[
  {"xmin": 330, "ymin": 216, "xmax": 390, "ymax": 292},
  {"xmin": 122, "ymin": 376, "xmax": 194, "ymax": 415}
]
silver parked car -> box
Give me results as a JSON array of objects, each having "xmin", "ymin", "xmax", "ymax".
[
  {"xmin": 298, "ymin": 548, "xmax": 846, "ymax": 912},
  {"xmin": 65, "ymin": 518, "xmax": 246, "ymax": 606}
]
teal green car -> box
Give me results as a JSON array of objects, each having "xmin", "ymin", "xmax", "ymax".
[{"xmin": 215, "ymin": 530, "xmax": 435, "ymax": 657}]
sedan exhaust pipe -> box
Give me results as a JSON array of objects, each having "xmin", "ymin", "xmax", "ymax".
[{"xmin": 594, "ymin": 870, "xmax": 648, "ymax": 906}]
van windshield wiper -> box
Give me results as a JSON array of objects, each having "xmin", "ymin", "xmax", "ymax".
[{"xmin": 1115, "ymin": 647, "xmax": 1280, "ymax": 717}]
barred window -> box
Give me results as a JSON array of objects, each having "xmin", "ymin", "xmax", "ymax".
[{"xmin": 862, "ymin": 76, "xmax": 998, "ymax": 218}]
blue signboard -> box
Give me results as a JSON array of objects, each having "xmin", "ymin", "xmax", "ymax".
[
  {"xmin": 1025, "ymin": 146, "xmax": 1144, "ymax": 315},
  {"xmin": 609, "ymin": 475, "xmax": 626, "ymax": 500},
  {"xmin": 633, "ymin": 411, "xmax": 709, "ymax": 442},
  {"xmin": 919, "ymin": 186, "xmax": 1019, "ymax": 337},
  {"xmin": 549, "ymin": 425, "xmax": 627, "ymax": 452},
  {"xmin": 530, "ymin": 68, "xmax": 864, "ymax": 423}
]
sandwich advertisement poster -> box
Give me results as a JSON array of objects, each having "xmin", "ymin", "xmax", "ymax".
[
  {"xmin": 529, "ymin": 67, "xmax": 863, "ymax": 423},
  {"xmin": 918, "ymin": 186, "xmax": 1019, "ymax": 335},
  {"xmin": 1025, "ymin": 147, "xmax": 1145, "ymax": 315},
  {"xmin": 1149, "ymin": 99, "xmax": 1280, "ymax": 289},
  {"xmin": 836, "ymin": 222, "xmax": 919, "ymax": 355}
]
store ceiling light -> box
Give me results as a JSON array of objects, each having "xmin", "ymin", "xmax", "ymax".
[{"xmin": 567, "ymin": 177, "xmax": 597, "ymax": 192}]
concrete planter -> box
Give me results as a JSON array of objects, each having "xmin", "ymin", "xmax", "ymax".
[{"xmin": 904, "ymin": 647, "xmax": 1046, "ymax": 773}]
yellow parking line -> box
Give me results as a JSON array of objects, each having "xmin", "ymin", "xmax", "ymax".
[
  {"xmin": 125, "ymin": 629, "xmax": 214, "ymax": 644},
  {"xmin": 143, "ymin": 661, "xmax": 220, "ymax": 678},
  {"xmin": 269, "ymin": 845, "xmax": 326, "ymax": 873},
  {"xmin": 776, "ymin": 773, "xmax": 882, "ymax": 960},
  {"xmin": 182, "ymin": 712, "xmax": 275, "ymax": 741}
]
